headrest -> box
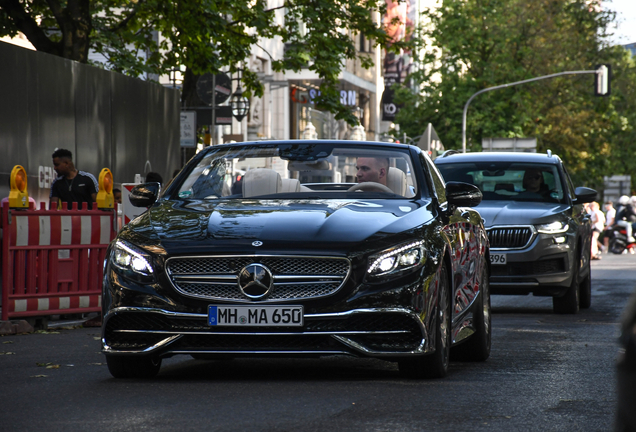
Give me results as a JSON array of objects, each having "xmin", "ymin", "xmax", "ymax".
[
  {"xmin": 387, "ymin": 167, "xmax": 407, "ymax": 196},
  {"xmin": 242, "ymin": 168, "xmax": 282, "ymax": 198},
  {"xmin": 280, "ymin": 178, "xmax": 301, "ymax": 193}
]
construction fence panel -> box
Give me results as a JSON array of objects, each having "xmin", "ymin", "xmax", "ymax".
[{"xmin": 1, "ymin": 202, "xmax": 116, "ymax": 321}]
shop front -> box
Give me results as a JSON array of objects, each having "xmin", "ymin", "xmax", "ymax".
[{"xmin": 288, "ymin": 80, "xmax": 376, "ymax": 141}]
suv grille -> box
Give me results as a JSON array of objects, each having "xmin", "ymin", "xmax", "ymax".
[
  {"xmin": 165, "ymin": 256, "xmax": 350, "ymax": 302},
  {"xmin": 487, "ymin": 227, "xmax": 533, "ymax": 249}
]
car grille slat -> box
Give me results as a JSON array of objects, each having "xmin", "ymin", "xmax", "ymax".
[
  {"xmin": 166, "ymin": 256, "xmax": 350, "ymax": 302},
  {"xmin": 487, "ymin": 227, "xmax": 533, "ymax": 249}
]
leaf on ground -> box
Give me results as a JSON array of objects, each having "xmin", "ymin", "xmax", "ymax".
[
  {"xmin": 46, "ymin": 364, "xmax": 60, "ymax": 369},
  {"xmin": 0, "ymin": 352, "xmax": 16, "ymax": 355},
  {"xmin": 89, "ymin": 362, "xmax": 104, "ymax": 366},
  {"xmin": 31, "ymin": 375, "xmax": 48, "ymax": 378},
  {"xmin": 93, "ymin": 337, "xmax": 101, "ymax": 340},
  {"xmin": 35, "ymin": 330, "xmax": 60, "ymax": 334},
  {"xmin": 3, "ymin": 341, "xmax": 14, "ymax": 344},
  {"xmin": 37, "ymin": 362, "xmax": 54, "ymax": 367}
]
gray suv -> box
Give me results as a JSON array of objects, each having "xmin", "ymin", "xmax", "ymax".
[{"xmin": 435, "ymin": 151, "xmax": 596, "ymax": 314}]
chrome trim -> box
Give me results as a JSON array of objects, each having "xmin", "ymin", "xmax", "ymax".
[
  {"xmin": 164, "ymin": 254, "xmax": 351, "ymax": 302},
  {"xmin": 102, "ymin": 306, "xmax": 428, "ymax": 356},
  {"xmin": 487, "ymin": 225, "xmax": 536, "ymax": 250},
  {"xmin": 103, "ymin": 334, "xmax": 182, "ymax": 354},
  {"xmin": 112, "ymin": 329, "xmax": 412, "ymax": 336},
  {"xmin": 172, "ymin": 275, "xmax": 237, "ymax": 282},
  {"xmin": 490, "ymin": 282, "xmax": 539, "ymax": 287},
  {"xmin": 172, "ymin": 275, "xmax": 344, "ymax": 284},
  {"xmin": 332, "ymin": 335, "xmax": 428, "ymax": 356},
  {"xmin": 172, "ymin": 350, "xmax": 349, "ymax": 355},
  {"xmin": 105, "ymin": 306, "xmax": 424, "ymax": 322},
  {"xmin": 104, "ymin": 307, "xmax": 208, "ymax": 320}
]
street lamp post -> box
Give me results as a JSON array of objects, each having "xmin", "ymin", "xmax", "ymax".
[
  {"xmin": 230, "ymin": 84, "xmax": 250, "ymax": 122},
  {"xmin": 461, "ymin": 69, "xmax": 604, "ymax": 153}
]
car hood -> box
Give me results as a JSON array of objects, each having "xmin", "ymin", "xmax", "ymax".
[
  {"xmin": 476, "ymin": 201, "xmax": 571, "ymax": 228},
  {"xmin": 127, "ymin": 199, "xmax": 433, "ymax": 252}
]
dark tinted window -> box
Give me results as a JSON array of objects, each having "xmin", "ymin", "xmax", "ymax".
[{"xmin": 437, "ymin": 161, "xmax": 566, "ymax": 204}]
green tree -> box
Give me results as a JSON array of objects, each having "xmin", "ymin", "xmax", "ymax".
[
  {"xmin": 396, "ymin": 0, "xmax": 636, "ymax": 189},
  {"xmin": 0, "ymin": 0, "xmax": 404, "ymax": 124}
]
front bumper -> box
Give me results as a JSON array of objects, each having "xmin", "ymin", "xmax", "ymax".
[
  {"xmin": 488, "ymin": 230, "xmax": 574, "ymax": 295},
  {"xmin": 102, "ymin": 307, "xmax": 429, "ymax": 358}
]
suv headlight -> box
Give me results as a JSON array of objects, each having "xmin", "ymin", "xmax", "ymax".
[
  {"xmin": 367, "ymin": 240, "xmax": 425, "ymax": 277},
  {"xmin": 536, "ymin": 221, "xmax": 568, "ymax": 234},
  {"xmin": 111, "ymin": 240, "xmax": 155, "ymax": 283}
]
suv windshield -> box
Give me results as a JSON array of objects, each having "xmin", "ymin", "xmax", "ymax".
[
  {"xmin": 437, "ymin": 161, "xmax": 566, "ymax": 204},
  {"xmin": 169, "ymin": 143, "xmax": 421, "ymax": 200}
]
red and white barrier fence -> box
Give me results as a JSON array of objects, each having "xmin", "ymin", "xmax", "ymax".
[{"xmin": 1, "ymin": 202, "xmax": 116, "ymax": 321}]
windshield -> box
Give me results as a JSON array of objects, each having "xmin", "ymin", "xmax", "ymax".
[
  {"xmin": 437, "ymin": 161, "xmax": 567, "ymax": 204},
  {"xmin": 169, "ymin": 142, "xmax": 422, "ymax": 200}
]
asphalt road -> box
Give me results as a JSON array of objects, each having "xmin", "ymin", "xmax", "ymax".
[{"xmin": 1, "ymin": 253, "xmax": 634, "ymax": 431}]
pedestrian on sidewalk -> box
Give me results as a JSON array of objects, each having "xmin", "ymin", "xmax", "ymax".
[
  {"xmin": 49, "ymin": 149, "xmax": 98, "ymax": 210},
  {"xmin": 590, "ymin": 201, "xmax": 605, "ymax": 260}
]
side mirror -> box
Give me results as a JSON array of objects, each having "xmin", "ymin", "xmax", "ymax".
[
  {"xmin": 129, "ymin": 183, "xmax": 160, "ymax": 208},
  {"xmin": 446, "ymin": 181, "xmax": 482, "ymax": 208},
  {"xmin": 573, "ymin": 186, "xmax": 597, "ymax": 204}
]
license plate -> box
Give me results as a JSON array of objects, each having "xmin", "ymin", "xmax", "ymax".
[
  {"xmin": 490, "ymin": 253, "xmax": 507, "ymax": 265},
  {"xmin": 208, "ymin": 305, "xmax": 304, "ymax": 327}
]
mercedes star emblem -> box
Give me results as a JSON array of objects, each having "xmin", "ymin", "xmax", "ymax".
[
  {"xmin": 238, "ymin": 263, "xmax": 273, "ymax": 299},
  {"xmin": 252, "ymin": 241, "xmax": 263, "ymax": 247}
]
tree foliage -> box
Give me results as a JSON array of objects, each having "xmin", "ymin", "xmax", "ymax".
[
  {"xmin": 0, "ymin": 0, "xmax": 404, "ymax": 124},
  {"xmin": 396, "ymin": 0, "xmax": 636, "ymax": 191}
]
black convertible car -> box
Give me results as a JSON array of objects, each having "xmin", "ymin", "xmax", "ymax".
[{"xmin": 102, "ymin": 140, "xmax": 490, "ymax": 379}]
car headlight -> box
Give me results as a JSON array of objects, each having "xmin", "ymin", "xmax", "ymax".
[
  {"xmin": 368, "ymin": 240, "xmax": 425, "ymax": 277},
  {"xmin": 111, "ymin": 240, "xmax": 155, "ymax": 283},
  {"xmin": 536, "ymin": 221, "xmax": 568, "ymax": 234}
]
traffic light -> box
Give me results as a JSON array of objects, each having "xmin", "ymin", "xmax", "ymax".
[
  {"xmin": 9, "ymin": 165, "xmax": 29, "ymax": 208},
  {"xmin": 595, "ymin": 64, "xmax": 610, "ymax": 96},
  {"xmin": 96, "ymin": 168, "xmax": 114, "ymax": 209}
]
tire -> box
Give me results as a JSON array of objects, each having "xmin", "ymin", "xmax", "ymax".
[
  {"xmin": 553, "ymin": 248, "xmax": 581, "ymax": 314},
  {"xmin": 579, "ymin": 253, "xmax": 592, "ymax": 309},
  {"xmin": 399, "ymin": 263, "xmax": 451, "ymax": 379},
  {"xmin": 106, "ymin": 354, "xmax": 162, "ymax": 379},
  {"xmin": 609, "ymin": 237, "xmax": 626, "ymax": 255},
  {"xmin": 451, "ymin": 263, "xmax": 491, "ymax": 361}
]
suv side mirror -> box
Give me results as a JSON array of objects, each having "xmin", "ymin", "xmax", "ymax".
[
  {"xmin": 446, "ymin": 181, "xmax": 482, "ymax": 208},
  {"xmin": 573, "ymin": 186, "xmax": 597, "ymax": 204},
  {"xmin": 129, "ymin": 183, "xmax": 160, "ymax": 208}
]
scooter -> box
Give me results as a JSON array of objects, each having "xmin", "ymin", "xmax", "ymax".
[{"xmin": 607, "ymin": 225, "xmax": 636, "ymax": 254}]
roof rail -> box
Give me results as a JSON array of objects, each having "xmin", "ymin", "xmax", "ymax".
[{"xmin": 439, "ymin": 150, "xmax": 461, "ymax": 158}]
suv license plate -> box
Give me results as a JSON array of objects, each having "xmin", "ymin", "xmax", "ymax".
[
  {"xmin": 490, "ymin": 253, "xmax": 507, "ymax": 265},
  {"xmin": 208, "ymin": 305, "xmax": 304, "ymax": 327}
]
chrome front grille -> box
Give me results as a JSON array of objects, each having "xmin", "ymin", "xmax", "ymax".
[
  {"xmin": 165, "ymin": 256, "xmax": 350, "ymax": 302},
  {"xmin": 487, "ymin": 226, "xmax": 534, "ymax": 249}
]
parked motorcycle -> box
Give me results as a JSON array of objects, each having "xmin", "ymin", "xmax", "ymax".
[{"xmin": 607, "ymin": 225, "xmax": 636, "ymax": 254}]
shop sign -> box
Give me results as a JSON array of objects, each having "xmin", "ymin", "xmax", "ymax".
[{"xmin": 292, "ymin": 88, "xmax": 357, "ymax": 106}]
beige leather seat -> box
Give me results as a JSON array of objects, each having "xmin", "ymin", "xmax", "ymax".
[
  {"xmin": 387, "ymin": 167, "xmax": 407, "ymax": 196},
  {"xmin": 242, "ymin": 168, "xmax": 282, "ymax": 197},
  {"xmin": 280, "ymin": 178, "xmax": 301, "ymax": 193}
]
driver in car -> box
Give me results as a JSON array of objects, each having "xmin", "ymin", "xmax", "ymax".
[{"xmin": 356, "ymin": 157, "xmax": 389, "ymax": 186}]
